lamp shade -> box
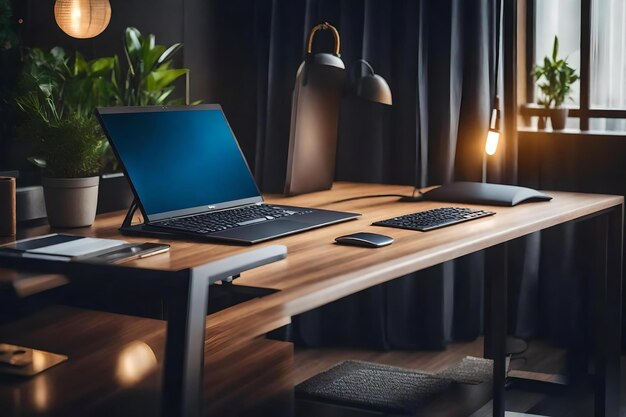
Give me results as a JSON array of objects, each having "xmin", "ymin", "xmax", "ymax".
[
  {"xmin": 356, "ymin": 73, "xmax": 392, "ymax": 105},
  {"xmin": 54, "ymin": 0, "xmax": 111, "ymax": 39},
  {"xmin": 352, "ymin": 60, "xmax": 392, "ymax": 105}
]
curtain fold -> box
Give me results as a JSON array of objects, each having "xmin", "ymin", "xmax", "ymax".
[{"xmin": 201, "ymin": 0, "xmax": 578, "ymax": 349}]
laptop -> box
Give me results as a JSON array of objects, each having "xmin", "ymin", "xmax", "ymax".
[{"xmin": 96, "ymin": 105, "xmax": 360, "ymax": 244}]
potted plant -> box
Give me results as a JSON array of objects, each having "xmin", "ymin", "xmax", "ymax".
[
  {"xmin": 15, "ymin": 47, "xmax": 113, "ymax": 227},
  {"xmin": 533, "ymin": 36, "xmax": 579, "ymax": 130},
  {"xmin": 15, "ymin": 27, "xmax": 191, "ymax": 222}
]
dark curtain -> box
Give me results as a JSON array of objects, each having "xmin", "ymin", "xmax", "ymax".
[
  {"xmin": 202, "ymin": 0, "xmax": 586, "ymax": 350},
  {"xmin": 202, "ymin": 0, "xmax": 497, "ymax": 349}
]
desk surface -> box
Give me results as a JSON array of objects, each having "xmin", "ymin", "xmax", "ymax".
[
  {"xmin": 1, "ymin": 182, "xmax": 623, "ymax": 417},
  {"xmin": 3, "ymin": 182, "xmax": 623, "ymax": 350}
]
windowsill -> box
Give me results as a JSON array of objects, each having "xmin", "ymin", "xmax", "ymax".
[
  {"xmin": 518, "ymin": 126, "xmax": 626, "ymax": 137},
  {"xmin": 520, "ymin": 103, "xmax": 626, "ymax": 118}
]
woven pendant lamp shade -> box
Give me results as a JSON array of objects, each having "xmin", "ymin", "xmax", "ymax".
[{"xmin": 54, "ymin": 0, "xmax": 111, "ymax": 39}]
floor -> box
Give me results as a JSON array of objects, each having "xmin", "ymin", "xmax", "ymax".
[{"xmin": 293, "ymin": 337, "xmax": 626, "ymax": 416}]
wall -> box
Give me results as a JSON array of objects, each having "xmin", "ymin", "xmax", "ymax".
[
  {"xmin": 16, "ymin": 0, "xmax": 185, "ymax": 69},
  {"xmin": 2, "ymin": 0, "xmax": 228, "ymax": 171},
  {"xmin": 518, "ymin": 130, "xmax": 626, "ymax": 194}
]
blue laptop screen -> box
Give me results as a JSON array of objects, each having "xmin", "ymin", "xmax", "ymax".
[{"xmin": 99, "ymin": 108, "xmax": 260, "ymax": 217}]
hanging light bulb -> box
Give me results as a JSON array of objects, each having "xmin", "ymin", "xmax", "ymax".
[
  {"xmin": 484, "ymin": 97, "xmax": 500, "ymax": 156},
  {"xmin": 482, "ymin": 97, "xmax": 500, "ymax": 182},
  {"xmin": 54, "ymin": 0, "xmax": 111, "ymax": 39},
  {"xmin": 485, "ymin": 128, "xmax": 500, "ymax": 156}
]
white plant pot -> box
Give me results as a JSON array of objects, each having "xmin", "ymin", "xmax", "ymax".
[
  {"xmin": 550, "ymin": 107, "xmax": 569, "ymax": 130},
  {"xmin": 42, "ymin": 177, "xmax": 100, "ymax": 228}
]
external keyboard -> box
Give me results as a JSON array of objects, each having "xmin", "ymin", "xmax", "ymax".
[
  {"xmin": 155, "ymin": 205, "xmax": 311, "ymax": 234},
  {"xmin": 373, "ymin": 207, "xmax": 495, "ymax": 232}
]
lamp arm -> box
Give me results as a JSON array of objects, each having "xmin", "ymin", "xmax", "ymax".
[
  {"xmin": 306, "ymin": 22, "xmax": 341, "ymax": 56},
  {"xmin": 354, "ymin": 59, "xmax": 375, "ymax": 76}
]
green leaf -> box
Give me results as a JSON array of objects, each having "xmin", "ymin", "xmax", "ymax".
[
  {"xmin": 125, "ymin": 27, "xmax": 142, "ymax": 54},
  {"xmin": 38, "ymin": 83, "xmax": 54, "ymax": 97},
  {"xmin": 157, "ymin": 43, "xmax": 183, "ymax": 65},
  {"xmin": 155, "ymin": 88, "xmax": 174, "ymax": 104},
  {"xmin": 552, "ymin": 36, "xmax": 559, "ymax": 61},
  {"xmin": 145, "ymin": 68, "xmax": 187, "ymax": 91},
  {"xmin": 89, "ymin": 57, "xmax": 115, "ymax": 75},
  {"xmin": 50, "ymin": 46, "xmax": 66, "ymax": 62},
  {"xmin": 28, "ymin": 157, "xmax": 47, "ymax": 168},
  {"xmin": 74, "ymin": 51, "xmax": 88, "ymax": 76},
  {"xmin": 143, "ymin": 44, "xmax": 166, "ymax": 74}
]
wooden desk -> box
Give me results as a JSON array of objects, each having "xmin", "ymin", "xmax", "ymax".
[
  {"xmin": 0, "ymin": 305, "xmax": 294, "ymax": 417},
  {"xmin": 0, "ymin": 182, "xmax": 623, "ymax": 417}
]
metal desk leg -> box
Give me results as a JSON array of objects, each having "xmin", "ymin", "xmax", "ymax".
[
  {"xmin": 595, "ymin": 206, "xmax": 623, "ymax": 417},
  {"xmin": 161, "ymin": 270, "xmax": 210, "ymax": 417},
  {"xmin": 484, "ymin": 243, "xmax": 508, "ymax": 417}
]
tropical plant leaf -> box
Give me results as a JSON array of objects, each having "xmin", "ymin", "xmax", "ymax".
[
  {"xmin": 74, "ymin": 51, "xmax": 88, "ymax": 75},
  {"xmin": 143, "ymin": 44, "xmax": 165, "ymax": 74},
  {"xmin": 125, "ymin": 27, "xmax": 142, "ymax": 55},
  {"xmin": 89, "ymin": 57, "xmax": 115, "ymax": 75},
  {"xmin": 552, "ymin": 36, "xmax": 559, "ymax": 61},
  {"xmin": 27, "ymin": 157, "xmax": 47, "ymax": 168},
  {"xmin": 145, "ymin": 68, "xmax": 187, "ymax": 92},
  {"xmin": 50, "ymin": 46, "xmax": 66, "ymax": 62},
  {"xmin": 157, "ymin": 43, "xmax": 183, "ymax": 66}
]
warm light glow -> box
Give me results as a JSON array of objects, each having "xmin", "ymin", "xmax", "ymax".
[
  {"xmin": 115, "ymin": 341, "xmax": 157, "ymax": 387},
  {"xmin": 485, "ymin": 129, "xmax": 500, "ymax": 156},
  {"xmin": 33, "ymin": 375, "xmax": 50, "ymax": 411},
  {"xmin": 54, "ymin": 0, "xmax": 111, "ymax": 39}
]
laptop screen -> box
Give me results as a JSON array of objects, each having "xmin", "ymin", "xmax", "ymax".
[{"xmin": 98, "ymin": 106, "xmax": 261, "ymax": 220}]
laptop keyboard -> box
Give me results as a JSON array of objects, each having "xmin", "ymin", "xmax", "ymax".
[
  {"xmin": 155, "ymin": 205, "xmax": 312, "ymax": 234},
  {"xmin": 373, "ymin": 207, "xmax": 495, "ymax": 232}
]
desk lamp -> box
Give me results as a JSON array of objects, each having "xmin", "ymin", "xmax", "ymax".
[
  {"xmin": 352, "ymin": 59, "xmax": 393, "ymax": 105},
  {"xmin": 285, "ymin": 22, "xmax": 346, "ymax": 196}
]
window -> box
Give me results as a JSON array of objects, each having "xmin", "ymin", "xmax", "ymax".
[
  {"xmin": 525, "ymin": 0, "xmax": 626, "ymax": 131},
  {"xmin": 534, "ymin": 0, "xmax": 580, "ymax": 106}
]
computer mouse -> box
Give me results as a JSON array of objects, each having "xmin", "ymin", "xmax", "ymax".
[{"xmin": 335, "ymin": 232, "xmax": 394, "ymax": 248}]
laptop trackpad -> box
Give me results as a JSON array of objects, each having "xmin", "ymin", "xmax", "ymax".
[{"xmin": 212, "ymin": 219, "xmax": 307, "ymax": 242}]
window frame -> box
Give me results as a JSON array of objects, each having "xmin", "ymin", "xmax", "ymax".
[{"xmin": 521, "ymin": 0, "xmax": 626, "ymax": 129}]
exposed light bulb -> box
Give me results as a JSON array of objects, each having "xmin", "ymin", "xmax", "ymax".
[{"xmin": 485, "ymin": 129, "xmax": 500, "ymax": 156}]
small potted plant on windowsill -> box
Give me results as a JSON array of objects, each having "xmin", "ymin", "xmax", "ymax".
[
  {"xmin": 533, "ymin": 36, "xmax": 579, "ymax": 130},
  {"xmin": 16, "ymin": 47, "xmax": 112, "ymax": 228}
]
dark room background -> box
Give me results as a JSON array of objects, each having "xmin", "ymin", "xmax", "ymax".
[
  {"xmin": 1, "ymin": 0, "xmax": 605, "ymax": 351},
  {"xmin": 3, "ymin": 0, "xmax": 499, "ymax": 191}
]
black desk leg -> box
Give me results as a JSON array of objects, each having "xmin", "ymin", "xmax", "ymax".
[
  {"xmin": 162, "ymin": 270, "xmax": 210, "ymax": 417},
  {"xmin": 484, "ymin": 243, "xmax": 508, "ymax": 417},
  {"xmin": 595, "ymin": 206, "xmax": 623, "ymax": 417}
]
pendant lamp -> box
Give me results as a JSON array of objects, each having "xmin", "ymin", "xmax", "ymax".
[{"xmin": 54, "ymin": 0, "xmax": 111, "ymax": 39}]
